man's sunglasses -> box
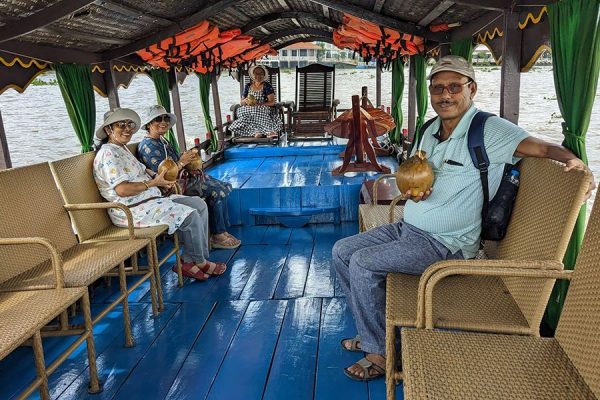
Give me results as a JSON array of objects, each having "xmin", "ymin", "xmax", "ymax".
[
  {"xmin": 152, "ymin": 115, "xmax": 171, "ymax": 123},
  {"xmin": 113, "ymin": 120, "xmax": 136, "ymax": 130},
  {"xmin": 428, "ymin": 81, "xmax": 472, "ymax": 95}
]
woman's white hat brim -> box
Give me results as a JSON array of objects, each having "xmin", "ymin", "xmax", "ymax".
[
  {"xmin": 141, "ymin": 104, "xmax": 177, "ymax": 131},
  {"xmin": 95, "ymin": 108, "xmax": 141, "ymax": 140},
  {"xmin": 248, "ymin": 64, "xmax": 268, "ymax": 79}
]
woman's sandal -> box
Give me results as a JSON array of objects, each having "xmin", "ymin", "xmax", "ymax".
[
  {"xmin": 210, "ymin": 235, "xmax": 241, "ymax": 249},
  {"xmin": 198, "ymin": 260, "xmax": 227, "ymax": 276},
  {"xmin": 343, "ymin": 357, "xmax": 385, "ymax": 382},
  {"xmin": 340, "ymin": 336, "xmax": 362, "ymax": 352},
  {"xmin": 172, "ymin": 262, "xmax": 210, "ymax": 281}
]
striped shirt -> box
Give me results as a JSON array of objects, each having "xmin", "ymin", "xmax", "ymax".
[{"xmin": 404, "ymin": 105, "xmax": 529, "ymax": 258}]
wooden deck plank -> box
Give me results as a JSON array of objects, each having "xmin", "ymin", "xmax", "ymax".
[
  {"xmin": 263, "ymin": 298, "xmax": 322, "ymax": 400},
  {"xmin": 206, "ymin": 300, "xmax": 287, "ymax": 400},
  {"xmin": 274, "ymin": 241, "xmax": 314, "ymax": 299},
  {"xmin": 315, "ymin": 298, "xmax": 367, "ymax": 400},
  {"xmin": 112, "ymin": 301, "xmax": 216, "ymax": 400},
  {"xmin": 228, "ymin": 225, "xmax": 268, "ymax": 245},
  {"xmin": 304, "ymin": 226, "xmax": 339, "ymax": 298},
  {"xmin": 165, "ymin": 301, "xmax": 249, "ymax": 400},
  {"xmin": 260, "ymin": 225, "xmax": 293, "ymax": 245},
  {"xmin": 239, "ymin": 244, "xmax": 289, "ymax": 300},
  {"xmin": 55, "ymin": 303, "xmax": 180, "ymax": 399}
]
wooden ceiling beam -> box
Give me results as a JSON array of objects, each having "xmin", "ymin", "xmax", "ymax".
[
  {"xmin": 0, "ymin": 40, "xmax": 101, "ymax": 64},
  {"xmin": 93, "ymin": 0, "xmax": 173, "ymax": 26},
  {"xmin": 101, "ymin": 0, "xmax": 239, "ymax": 61},
  {"xmin": 38, "ymin": 27, "xmax": 128, "ymax": 46},
  {"xmin": 308, "ymin": 0, "xmax": 447, "ymax": 42},
  {"xmin": 263, "ymin": 28, "xmax": 332, "ymax": 45},
  {"xmin": 515, "ymin": 0, "xmax": 557, "ymax": 5},
  {"xmin": 242, "ymin": 12, "xmax": 338, "ymax": 34},
  {"xmin": 451, "ymin": 11, "xmax": 503, "ymax": 41},
  {"xmin": 452, "ymin": 0, "xmax": 512, "ymax": 11},
  {"xmin": 373, "ymin": 0, "xmax": 386, "ymax": 13},
  {"xmin": 0, "ymin": 0, "xmax": 95, "ymax": 43},
  {"xmin": 418, "ymin": 1, "xmax": 455, "ymax": 27}
]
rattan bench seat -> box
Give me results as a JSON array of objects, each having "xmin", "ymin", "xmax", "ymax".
[
  {"xmin": 0, "ymin": 239, "xmax": 149, "ymax": 291},
  {"xmin": 402, "ymin": 329, "xmax": 595, "ymax": 400},
  {"xmin": 386, "ymin": 274, "xmax": 530, "ymax": 334},
  {"xmin": 84, "ymin": 224, "xmax": 167, "ymax": 243},
  {"xmin": 0, "ymin": 287, "xmax": 85, "ymax": 360}
]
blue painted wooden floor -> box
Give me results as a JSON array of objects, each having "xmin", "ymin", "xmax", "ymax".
[{"xmin": 0, "ymin": 224, "xmax": 404, "ymax": 400}]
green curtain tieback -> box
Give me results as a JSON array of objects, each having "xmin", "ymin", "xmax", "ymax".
[{"xmin": 562, "ymin": 123, "xmax": 586, "ymax": 144}]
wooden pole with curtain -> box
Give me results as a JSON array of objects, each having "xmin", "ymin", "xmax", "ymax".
[
  {"xmin": 376, "ymin": 59, "xmax": 382, "ymax": 107},
  {"xmin": 0, "ymin": 108, "xmax": 11, "ymax": 169},
  {"xmin": 500, "ymin": 10, "xmax": 522, "ymax": 124},
  {"xmin": 169, "ymin": 68, "xmax": 186, "ymax": 151},
  {"xmin": 210, "ymin": 72, "xmax": 224, "ymax": 149},
  {"xmin": 102, "ymin": 61, "xmax": 120, "ymax": 110}
]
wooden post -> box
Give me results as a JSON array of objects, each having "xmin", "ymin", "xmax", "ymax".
[
  {"xmin": 361, "ymin": 86, "xmax": 368, "ymax": 108},
  {"xmin": 407, "ymin": 56, "xmax": 417, "ymax": 142},
  {"xmin": 102, "ymin": 61, "xmax": 120, "ymax": 109},
  {"xmin": 211, "ymin": 72, "xmax": 224, "ymax": 149},
  {"xmin": 375, "ymin": 59, "xmax": 382, "ymax": 107},
  {"xmin": 169, "ymin": 68, "xmax": 187, "ymax": 151},
  {"xmin": 439, "ymin": 43, "xmax": 450, "ymax": 57},
  {"xmin": 0, "ymin": 108, "xmax": 12, "ymax": 169},
  {"xmin": 351, "ymin": 95, "xmax": 364, "ymax": 163},
  {"xmin": 500, "ymin": 11, "xmax": 522, "ymax": 124}
]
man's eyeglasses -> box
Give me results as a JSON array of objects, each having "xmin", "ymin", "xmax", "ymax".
[
  {"xmin": 429, "ymin": 81, "xmax": 472, "ymax": 95},
  {"xmin": 113, "ymin": 120, "xmax": 136, "ymax": 130},
  {"xmin": 152, "ymin": 115, "xmax": 171, "ymax": 123}
]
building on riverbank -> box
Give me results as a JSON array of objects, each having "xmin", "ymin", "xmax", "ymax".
[{"xmin": 263, "ymin": 41, "xmax": 357, "ymax": 68}]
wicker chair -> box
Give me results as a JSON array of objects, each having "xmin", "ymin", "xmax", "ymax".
[
  {"xmin": 358, "ymin": 174, "xmax": 404, "ymax": 232},
  {"xmin": 0, "ymin": 237, "xmax": 101, "ymax": 399},
  {"xmin": 385, "ymin": 158, "xmax": 592, "ymax": 399},
  {"xmin": 401, "ymin": 193, "xmax": 600, "ymax": 399},
  {"xmin": 0, "ymin": 162, "xmax": 155, "ymax": 347},
  {"xmin": 50, "ymin": 150, "xmax": 185, "ymax": 309}
]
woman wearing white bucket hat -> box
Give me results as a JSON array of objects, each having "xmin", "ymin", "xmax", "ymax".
[
  {"xmin": 93, "ymin": 108, "xmax": 226, "ymax": 280},
  {"xmin": 229, "ymin": 64, "xmax": 282, "ymax": 139},
  {"xmin": 137, "ymin": 104, "xmax": 241, "ymax": 249}
]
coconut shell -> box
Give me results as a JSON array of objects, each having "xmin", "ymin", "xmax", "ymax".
[
  {"xmin": 395, "ymin": 150, "xmax": 434, "ymax": 197},
  {"xmin": 246, "ymin": 94, "xmax": 257, "ymax": 106},
  {"xmin": 158, "ymin": 158, "xmax": 179, "ymax": 181},
  {"xmin": 185, "ymin": 149, "xmax": 202, "ymax": 172}
]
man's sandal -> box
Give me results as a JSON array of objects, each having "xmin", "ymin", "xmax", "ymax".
[
  {"xmin": 340, "ymin": 336, "xmax": 362, "ymax": 352},
  {"xmin": 343, "ymin": 357, "xmax": 385, "ymax": 382},
  {"xmin": 210, "ymin": 235, "xmax": 241, "ymax": 250},
  {"xmin": 199, "ymin": 260, "xmax": 227, "ymax": 276}
]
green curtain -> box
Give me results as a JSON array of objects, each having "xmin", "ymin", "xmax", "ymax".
[
  {"xmin": 149, "ymin": 69, "xmax": 180, "ymax": 153},
  {"xmin": 450, "ymin": 39, "xmax": 475, "ymax": 63},
  {"xmin": 545, "ymin": 0, "xmax": 600, "ymax": 330},
  {"xmin": 54, "ymin": 64, "xmax": 96, "ymax": 153},
  {"xmin": 390, "ymin": 57, "xmax": 405, "ymax": 145},
  {"xmin": 196, "ymin": 72, "xmax": 218, "ymax": 152},
  {"xmin": 410, "ymin": 54, "xmax": 428, "ymax": 150}
]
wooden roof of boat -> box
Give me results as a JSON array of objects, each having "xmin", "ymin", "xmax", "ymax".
[{"xmin": 0, "ymin": 1, "xmax": 553, "ymax": 63}]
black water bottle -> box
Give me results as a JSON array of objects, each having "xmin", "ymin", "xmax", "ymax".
[{"xmin": 483, "ymin": 167, "xmax": 520, "ymax": 240}]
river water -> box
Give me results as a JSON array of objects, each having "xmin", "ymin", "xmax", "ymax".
[{"xmin": 1, "ymin": 66, "xmax": 599, "ymax": 207}]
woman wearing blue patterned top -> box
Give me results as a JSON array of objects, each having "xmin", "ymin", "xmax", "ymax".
[
  {"xmin": 138, "ymin": 105, "xmax": 241, "ymax": 249},
  {"xmin": 229, "ymin": 65, "xmax": 282, "ymax": 138}
]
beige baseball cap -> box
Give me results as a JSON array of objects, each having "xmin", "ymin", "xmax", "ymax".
[{"xmin": 427, "ymin": 55, "xmax": 476, "ymax": 82}]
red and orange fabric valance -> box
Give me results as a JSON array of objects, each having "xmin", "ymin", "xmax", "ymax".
[
  {"xmin": 333, "ymin": 14, "xmax": 425, "ymax": 65},
  {"xmin": 137, "ymin": 21, "xmax": 276, "ymax": 73}
]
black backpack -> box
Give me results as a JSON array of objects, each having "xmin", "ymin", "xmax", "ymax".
[{"xmin": 413, "ymin": 112, "xmax": 519, "ymax": 241}]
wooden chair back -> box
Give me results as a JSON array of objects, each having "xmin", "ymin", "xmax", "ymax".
[
  {"xmin": 240, "ymin": 65, "xmax": 281, "ymax": 101},
  {"xmin": 295, "ymin": 63, "xmax": 335, "ymax": 112}
]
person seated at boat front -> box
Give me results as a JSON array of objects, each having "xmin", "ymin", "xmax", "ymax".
[
  {"xmin": 137, "ymin": 105, "xmax": 241, "ymax": 250},
  {"xmin": 93, "ymin": 107, "xmax": 227, "ymax": 281},
  {"xmin": 332, "ymin": 55, "xmax": 596, "ymax": 382},
  {"xmin": 229, "ymin": 64, "xmax": 282, "ymax": 139}
]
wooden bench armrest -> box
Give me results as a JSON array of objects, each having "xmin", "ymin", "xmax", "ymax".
[
  {"xmin": 414, "ymin": 259, "xmax": 568, "ymax": 329},
  {"xmin": 0, "ymin": 237, "xmax": 65, "ymax": 289},
  {"xmin": 64, "ymin": 202, "xmax": 135, "ymax": 240}
]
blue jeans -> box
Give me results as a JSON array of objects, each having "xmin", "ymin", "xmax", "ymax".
[
  {"xmin": 332, "ymin": 221, "xmax": 464, "ymax": 355},
  {"xmin": 209, "ymin": 199, "xmax": 229, "ymax": 234}
]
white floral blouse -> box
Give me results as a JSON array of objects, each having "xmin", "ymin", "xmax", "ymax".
[{"xmin": 93, "ymin": 143, "xmax": 193, "ymax": 234}]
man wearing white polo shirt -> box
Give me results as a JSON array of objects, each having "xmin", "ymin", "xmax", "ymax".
[{"xmin": 333, "ymin": 55, "xmax": 595, "ymax": 381}]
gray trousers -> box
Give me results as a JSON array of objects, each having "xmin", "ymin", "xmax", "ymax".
[
  {"xmin": 332, "ymin": 221, "xmax": 463, "ymax": 355},
  {"xmin": 173, "ymin": 196, "xmax": 210, "ymax": 264}
]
